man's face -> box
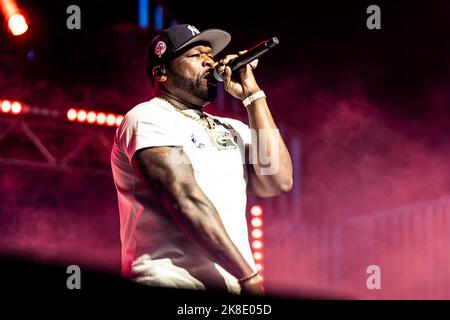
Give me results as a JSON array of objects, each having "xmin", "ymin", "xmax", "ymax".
[{"xmin": 167, "ymin": 45, "xmax": 218, "ymax": 102}]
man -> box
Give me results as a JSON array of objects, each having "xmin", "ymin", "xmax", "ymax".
[{"xmin": 111, "ymin": 24, "xmax": 293, "ymax": 295}]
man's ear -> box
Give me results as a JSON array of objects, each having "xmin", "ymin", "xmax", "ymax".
[{"xmin": 152, "ymin": 66, "xmax": 167, "ymax": 82}]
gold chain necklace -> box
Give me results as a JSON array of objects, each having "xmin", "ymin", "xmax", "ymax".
[
  {"xmin": 157, "ymin": 96, "xmax": 237, "ymax": 150},
  {"xmin": 157, "ymin": 97, "xmax": 216, "ymax": 130}
]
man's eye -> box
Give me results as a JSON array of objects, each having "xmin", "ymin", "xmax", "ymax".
[{"xmin": 189, "ymin": 54, "xmax": 200, "ymax": 58}]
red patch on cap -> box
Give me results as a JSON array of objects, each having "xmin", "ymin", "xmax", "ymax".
[{"xmin": 154, "ymin": 41, "xmax": 167, "ymax": 58}]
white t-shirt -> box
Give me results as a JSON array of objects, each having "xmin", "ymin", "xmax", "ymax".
[{"xmin": 111, "ymin": 97, "xmax": 257, "ymax": 293}]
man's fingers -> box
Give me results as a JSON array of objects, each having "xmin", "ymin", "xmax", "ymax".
[
  {"xmin": 219, "ymin": 54, "xmax": 238, "ymax": 66},
  {"xmin": 224, "ymin": 66, "xmax": 232, "ymax": 80},
  {"xmin": 222, "ymin": 66, "xmax": 232, "ymax": 89},
  {"xmin": 249, "ymin": 59, "xmax": 259, "ymax": 70},
  {"xmin": 217, "ymin": 65, "xmax": 226, "ymax": 74}
]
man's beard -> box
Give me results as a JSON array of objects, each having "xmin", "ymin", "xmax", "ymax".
[{"xmin": 170, "ymin": 69, "xmax": 217, "ymax": 102}]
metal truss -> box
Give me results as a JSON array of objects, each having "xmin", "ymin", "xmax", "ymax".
[{"xmin": 0, "ymin": 116, "xmax": 115, "ymax": 176}]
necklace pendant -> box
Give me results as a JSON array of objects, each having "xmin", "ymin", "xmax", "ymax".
[{"xmin": 209, "ymin": 130, "xmax": 238, "ymax": 150}]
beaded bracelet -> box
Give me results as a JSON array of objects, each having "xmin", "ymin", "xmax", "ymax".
[{"xmin": 242, "ymin": 90, "xmax": 266, "ymax": 108}]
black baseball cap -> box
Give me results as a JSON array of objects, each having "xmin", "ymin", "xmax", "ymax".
[{"xmin": 145, "ymin": 24, "xmax": 231, "ymax": 77}]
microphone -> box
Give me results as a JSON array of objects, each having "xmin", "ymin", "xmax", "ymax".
[{"xmin": 214, "ymin": 37, "xmax": 280, "ymax": 82}]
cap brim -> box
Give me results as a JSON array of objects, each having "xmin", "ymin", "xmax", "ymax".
[{"xmin": 176, "ymin": 29, "xmax": 231, "ymax": 56}]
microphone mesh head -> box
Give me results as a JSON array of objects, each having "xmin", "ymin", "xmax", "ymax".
[{"xmin": 214, "ymin": 68, "xmax": 224, "ymax": 82}]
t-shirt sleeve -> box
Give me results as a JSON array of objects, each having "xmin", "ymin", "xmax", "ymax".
[{"xmin": 118, "ymin": 107, "xmax": 184, "ymax": 161}]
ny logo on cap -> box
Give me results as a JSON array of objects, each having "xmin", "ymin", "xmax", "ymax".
[{"xmin": 187, "ymin": 25, "xmax": 200, "ymax": 36}]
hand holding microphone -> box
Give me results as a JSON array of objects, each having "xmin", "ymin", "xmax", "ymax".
[
  {"xmin": 215, "ymin": 37, "xmax": 279, "ymax": 100},
  {"xmin": 214, "ymin": 37, "xmax": 280, "ymax": 82},
  {"xmin": 214, "ymin": 37, "xmax": 279, "ymax": 101}
]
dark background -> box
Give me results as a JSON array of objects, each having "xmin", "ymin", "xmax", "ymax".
[{"xmin": 2, "ymin": 0, "xmax": 450, "ymax": 120}]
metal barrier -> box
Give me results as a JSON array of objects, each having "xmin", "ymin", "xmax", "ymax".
[{"xmin": 329, "ymin": 196, "xmax": 450, "ymax": 299}]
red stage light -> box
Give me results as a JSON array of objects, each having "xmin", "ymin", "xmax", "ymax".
[
  {"xmin": 106, "ymin": 114, "xmax": 116, "ymax": 126},
  {"xmin": 251, "ymin": 228, "xmax": 263, "ymax": 239},
  {"xmin": 67, "ymin": 108, "xmax": 77, "ymax": 121},
  {"xmin": 77, "ymin": 110, "xmax": 87, "ymax": 122},
  {"xmin": 115, "ymin": 115, "xmax": 124, "ymax": 126},
  {"xmin": 87, "ymin": 111, "xmax": 96, "ymax": 123},
  {"xmin": 251, "ymin": 217, "xmax": 263, "ymax": 228},
  {"xmin": 96, "ymin": 112, "xmax": 106, "ymax": 125},
  {"xmin": 253, "ymin": 252, "xmax": 263, "ymax": 261},
  {"xmin": 1, "ymin": 100, "xmax": 12, "ymax": 113},
  {"xmin": 11, "ymin": 101, "xmax": 22, "ymax": 114},
  {"xmin": 255, "ymin": 263, "xmax": 263, "ymax": 272},
  {"xmin": 252, "ymin": 240, "xmax": 263, "ymax": 250},
  {"xmin": 8, "ymin": 13, "xmax": 28, "ymax": 36},
  {"xmin": 66, "ymin": 108, "xmax": 123, "ymax": 127},
  {"xmin": 250, "ymin": 205, "xmax": 263, "ymax": 217}
]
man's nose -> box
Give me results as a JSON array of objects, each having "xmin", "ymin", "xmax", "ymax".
[{"xmin": 203, "ymin": 57, "xmax": 217, "ymax": 68}]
